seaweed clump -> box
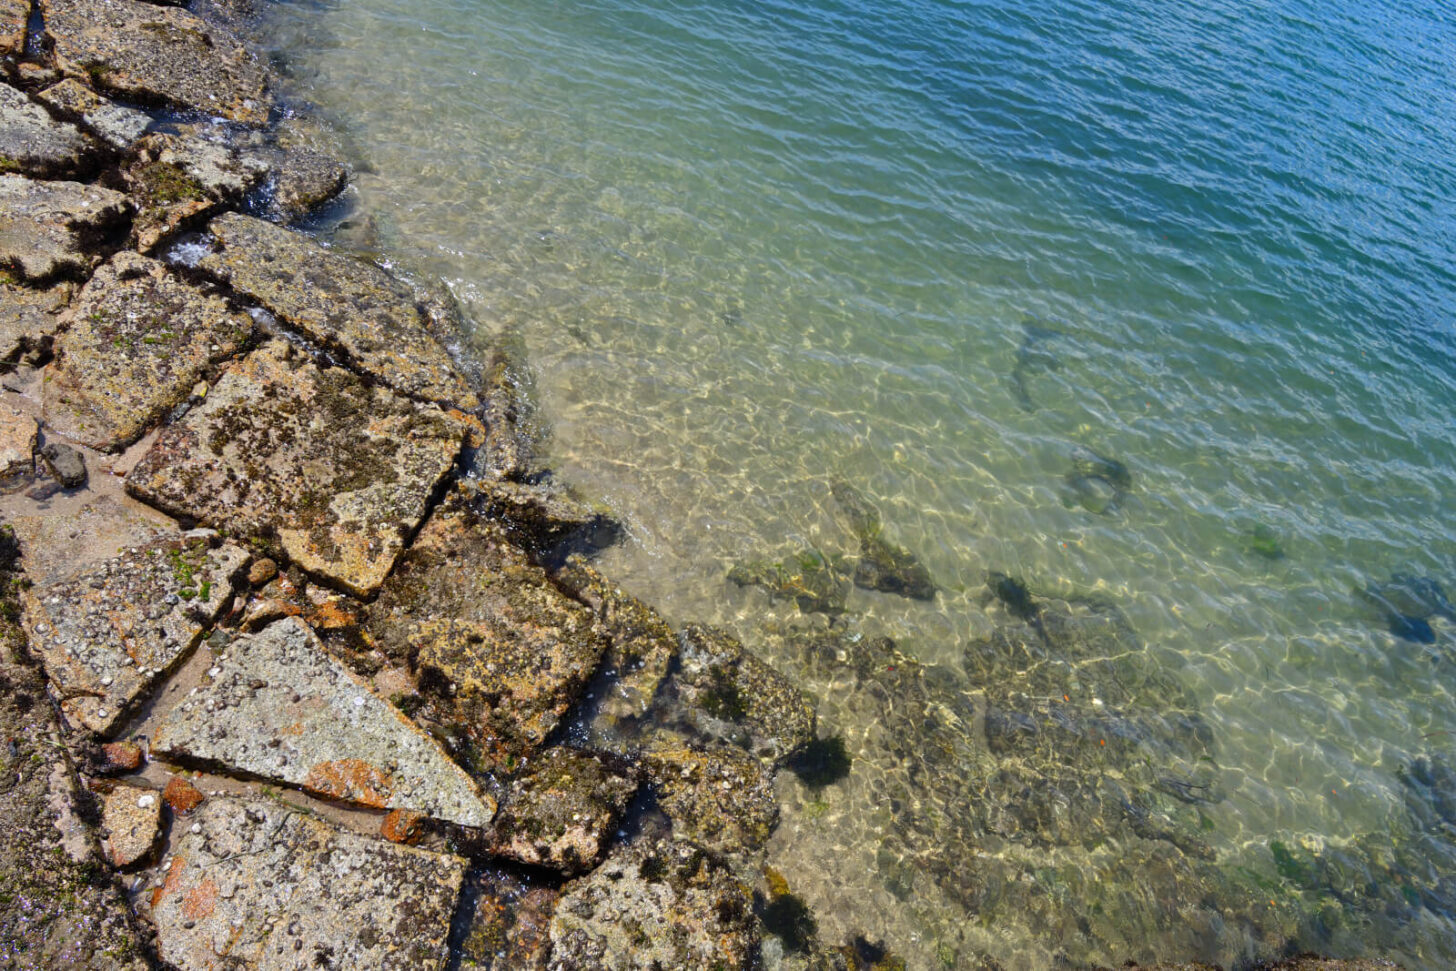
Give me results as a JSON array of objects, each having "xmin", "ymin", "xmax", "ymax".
[{"xmin": 787, "ymin": 735, "xmax": 852, "ymax": 788}]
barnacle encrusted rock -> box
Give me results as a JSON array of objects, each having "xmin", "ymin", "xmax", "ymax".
[
  {"xmin": 36, "ymin": 79, "xmax": 153, "ymax": 152},
  {"xmin": 455, "ymin": 868, "xmax": 559, "ymax": 971},
  {"xmin": 549, "ymin": 839, "xmax": 759, "ymax": 970},
  {"xmin": 143, "ymin": 795, "xmax": 467, "ymax": 970},
  {"xmin": 0, "ymin": 0, "xmax": 25, "ymax": 61},
  {"xmin": 43, "ymin": 251, "xmax": 253, "ymax": 450},
  {"xmin": 40, "ymin": 0, "xmax": 271, "ymax": 124},
  {"xmin": 121, "ymin": 132, "xmax": 269, "ymax": 251},
  {"xmin": 365, "ymin": 497, "xmax": 607, "ymax": 770},
  {"xmin": 151, "ymin": 616, "xmax": 495, "ymax": 828},
  {"xmin": 641, "ymin": 737, "xmax": 779, "ymax": 855},
  {"xmin": 194, "ymin": 212, "xmax": 479, "ymax": 409},
  {"xmin": 125, "ymin": 339, "xmax": 467, "ymax": 597},
  {"xmin": 21, "ymin": 537, "xmax": 249, "ymax": 735},
  {"xmin": 0, "ymin": 280, "xmax": 73, "ymax": 364},
  {"xmin": 489, "ymin": 747, "xmax": 638, "ymax": 874},
  {"xmin": 0, "ymin": 82, "xmax": 99, "ymax": 179},
  {"xmin": 0, "ymin": 174, "xmax": 131, "ymax": 282}
]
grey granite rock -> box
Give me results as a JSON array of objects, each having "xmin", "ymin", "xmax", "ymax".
[
  {"xmin": 39, "ymin": 439, "xmax": 86, "ymax": 487},
  {"xmin": 0, "ymin": 174, "xmax": 131, "ymax": 282},
  {"xmin": 0, "ymin": 82, "xmax": 99, "ymax": 179},
  {"xmin": 36, "ymin": 79, "xmax": 153, "ymax": 152},
  {"xmin": 151, "ymin": 616, "xmax": 495, "ymax": 828}
]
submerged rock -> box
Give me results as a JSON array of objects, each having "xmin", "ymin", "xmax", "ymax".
[
  {"xmin": 41, "ymin": 0, "xmax": 271, "ymax": 124},
  {"xmin": 489, "ymin": 746, "xmax": 638, "ymax": 874},
  {"xmin": 1065, "ymin": 444, "xmax": 1133, "ymax": 515},
  {"xmin": 194, "ymin": 212, "xmax": 479, "ymax": 409},
  {"xmin": 151, "ymin": 616, "xmax": 496, "ymax": 828},
  {"xmin": 0, "ymin": 82, "xmax": 99, "ymax": 179},
  {"xmin": 0, "ymin": 174, "xmax": 131, "ymax": 282},
  {"xmin": 1247, "ymin": 522, "xmax": 1286, "ymax": 560},
  {"xmin": 121, "ymin": 132, "xmax": 268, "ymax": 251},
  {"xmin": 125, "ymin": 339, "xmax": 468, "ymax": 597},
  {"xmin": 36, "ymin": 79, "xmax": 153, "ymax": 153},
  {"xmin": 455, "ymin": 867, "xmax": 560, "ymax": 971},
  {"xmin": 1009, "ymin": 318, "xmax": 1068, "ymax": 412},
  {"xmin": 143, "ymin": 795, "xmax": 466, "ymax": 970},
  {"xmin": 830, "ymin": 480, "xmax": 937, "ymax": 601},
  {"xmin": 549, "ymin": 838, "xmax": 759, "ymax": 970},
  {"xmin": 1361, "ymin": 573, "xmax": 1455, "ymax": 642},
  {"xmin": 21, "ymin": 536, "xmax": 248, "ymax": 735},
  {"xmin": 728, "ymin": 549, "xmax": 852, "ymax": 615},
  {"xmin": 42, "ymin": 250, "xmax": 253, "ymax": 450}
]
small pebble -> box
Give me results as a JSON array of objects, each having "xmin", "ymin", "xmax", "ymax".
[
  {"xmin": 137, "ymin": 793, "xmax": 156, "ymax": 808},
  {"xmin": 352, "ymin": 696, "xmax": 365, "ymax": 707},
  {"xmin": 190, "ymin": 823, "xmax": 202, "ymax": 834}
]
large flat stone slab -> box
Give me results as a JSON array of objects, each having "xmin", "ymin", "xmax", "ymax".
[
  {"xmin": 152, "ymin": 617, "xmax": 495, "ymax": 828},
  {"xmin": 365, "ymin": 498, "xmax": 607, "ymax": 770},
  {"xmin": 21, "ymin": 536, "xmax": 249, "ymax": 735},
  {"xmin": 0, "ymin": 280, "xmax": 73, "ymax": 363},
  {"xmin": 0, "ymin": 174, "xmax": 131, "ymax": 282},
  {"xmin": 195, "ymin": 212, "xmax": 478, "ymax": 409},
  {"xmin": 43, "ymin": 251, "xmax": 253, "ymax": 450},
  {"xmin": 0, "ymin": 82, "xmax": 99, "ymax": 179},
  {"xmin": 36, "ymin": 79, "xmax": 153, "ymax": 152},
  {"xmin": 126, "ymin": 339, "xmax": 467, "ymax": 596},
  {"xmin": 0, "ymin": 399, "xmax": 36, "ymax": 475},
  {"xmin": 40, "ymin": 0, "xmax": 271, "ymax": 125},
  {"xmin": 144, "ymin": 795, "xmax": 466, "ymax": 970}
]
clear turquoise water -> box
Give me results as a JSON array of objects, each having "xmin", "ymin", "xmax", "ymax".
[{"xmin": 260, "ymin": 0, "xmax": 1456, "ymax": 966}]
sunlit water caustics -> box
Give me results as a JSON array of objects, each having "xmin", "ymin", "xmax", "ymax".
[{"xmin": 258, "ymin": 0, "xmax": 1456, "ymax": 966}]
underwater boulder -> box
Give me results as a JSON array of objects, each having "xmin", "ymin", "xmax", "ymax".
[
  {"xmin": 829, "ymin": 480, "xmax": 937, "ymax": 601},
  {"xmin": 1063, "ymin": 445, "xmax": 1132, "ymax": 515},
  {"xmin": 727, "ymin": 550, "xmax": 852, "ymax": 616},
  {"xmin": 1360, "ymin": 573, "xmax": 1454, "ymax": 642}
]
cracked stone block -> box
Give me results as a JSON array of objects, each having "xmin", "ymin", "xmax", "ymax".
[
  {"xmin": 40, "ymin": 0, "xmax": 271, "ymax": 125},
  {"xmin": 641, "ymin": 737, "xmax": 780, "ymax": 855},
  {"xmin": 143, "ymin": 795, "xmax": 466, "ymax": 970},
  {"xmin": 36, "ymin": 79, "xmax": 153, "ymax": 152},
  {"xmin": 101, "ymin": 784, "xmax": 161, "ymax": 867},
  {"xmin": 489, "ymin": 747, "xmax": 638, "ymax": 874},
  {"xmin": 151, "ymin": 616, "xmax": 495, "ymax": 828},
  {"xmin": 0, "ymin": 82, "xmax": 100, "ymax": 179},
  {"xmin": 125, "ymin": 339, "xmax": 467, "ymax": 597},
  {"xmin": 0, "ymin": 174, "xmax": 132, "ymax": 282},
  {"xmin": 42, "ymin": 251, "xmax": 253, "ymax": 450},
  {"xmin": 122, "ymin": 132, "xmax": 269, "ymax": 252},
  {"xmin": 21, "ymin": 537, "xmax": 249, "ymax": 735},
  {"xmin": 195, "ymin": 212, "xmax": 478, "ymax": 410}
]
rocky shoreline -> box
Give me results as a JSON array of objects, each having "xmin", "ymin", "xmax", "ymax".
[{"xmin": 0, "ymin": 1, "xmax": 1416, "ymax": 969}]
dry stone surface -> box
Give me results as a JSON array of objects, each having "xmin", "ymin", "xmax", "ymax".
[
  {"xmin": 36, "ymin": 79, "xmax": 153, "ymax": 152},
  {"xmin": 101, "ymin": 784, "xmax": 162, "ymax": 867},
  {"xmin": 0, "ymin": 0, "xmax": 25, "ymax": 60},
  {"xmin": 0, "ymin": 399, "xmax": 36, "ymax": 475},
  {"xmin": 144, "ymin": 795, "xmax": 467, "ymax": 970},
  {"xmin": 125, "ymin": 339, "xmax": 467, "ymax": 596},
  {"xmin": 0, "ymin": 280, "xmax": 72, "ymax": 363},
  {"xmin": 0, "ymin": 174, "xmax": 131, "ymax": 281},
  {"xmin": 151, "ymin": 616, "xmax": 496, "ymax": 828},
  {"xmin": 43, "ymin": 251, "xmax": 253, "ymax": 450},
  {"xmin": 0, "ymin": 82, "xmax": 98, "ymax": 179}
]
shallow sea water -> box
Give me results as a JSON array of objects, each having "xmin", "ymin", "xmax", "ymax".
[{"xmin": 258, "ymin": 0, "xmax": 1456, "ymax": 966}]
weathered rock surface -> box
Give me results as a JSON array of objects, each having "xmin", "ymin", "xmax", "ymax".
[
  {"xmin": 366, "ymin": 498, "xmax": 607, "ymax": 770},
  {"xmin": 196, "ymin": 212, "xmax": 478, "ymax": 408},
  {"xmin": 125, "ymin": 339, "xmax": 467, "ymax": 596},
  {"xmin": 36, "ymin": 79, "xmax": 153, "ymax": 152},
  {"xmin": 39, "ymin": 439, "xmax": 87, "ymax": 487},
  {"xmin": 476, "ymin": 346, "xmax": 532, "ymax": 480},
  {"xmin": 238, "ymin": 113, "xmax": 350, "ymax": 222},
  {"xmin": 456, "ymin": 868, "xmax": 560, "ymax": 971},
  {"xmin": 675, "ymin": 624, "xmax": 815, "ymax": 763},
  {"xmin": 490, "ymin": 747, "xmax": 638, "ymax": 874},
  {"xmin": 0, "ymin": 174, "xmax": 131, "ymax": 281},
  {"xmin": 0, "ymin": 399, "xmax": 36, "ymax": 475},
  {"xmin": 101, "ymin": 784, "xmax": 161, "ymax": 867},
  {"xmin": 151, "ymin": 616, "xmax": 495, "ymax": 827},
  {"xmin": 0, "ymin": 280, "xmax": 72, "ymax": 363},
  {"xmin": 549, "ymin": 839, "xmax": 759, "ymax": 970},
  {"xmin": 122, "ymin": 131, "xmax": 268, "ymax": 251},
  {"xmin": 42, "ymin": 251, "xmax": 252, "ymax": 450},
  {"xmin": 21, "ymin": 536, "xmax": 248, "ymax": 734},
  {"xmin": 466, "ymin": 475, "xmax": 620, "ymax": 556},
  {"xmin": 0, "ymin": 527, "xmax": 152, "ymax": 968},
  {"xmin": 4, "ymin": 493, "xmax": 172, "ymax": 582},
  {"xmin": 41, "ymin": 0, "xmax": 271, "ymax": 124},
  {"xmin": 0, "ymin": 0, "xmax": 25, "ymax": 61},
  {"xmin": 144, "ymin": 795, "xmax": 466, "ymax": 970},
  {"xmin": 643, "ymin": 737, "xmax": 779, "ymax": 855},
  {"xmin": 0, "ymin": 82, "xmax": 99, "ymax": 179}
]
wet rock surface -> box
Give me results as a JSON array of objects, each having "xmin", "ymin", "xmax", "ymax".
[
  {"xmin": 831, "ymin": 480, "xmax": 936, "ymax": 601},
  {"xmin": 100, "ymin": 784, "xmax": 162, "ymax": 867},
  {"xmin": 195, "ymin": 212, "xmax": 479, "ymax": 409},
  {"xmin": 489, "ymin": 746, "xmax": 638, "ymax": 874},
  {"xmin": 0, "ymin": 280, "xmax": 73, "ymax": 364},
  {"xmin": 0, "ymin": 174, "xmax": 131, "ymax": 282},
  {"xmin": 151, "ymin": 616, "xmax": 496, "ymax": 827},
  {"xmin": 40, "ymin": 0, "xmax": 271, "ymax": 124},
  {"xmin": 642, "ymin": 737, "xmax": 780, "ymax": 855},
  {"xmin": 21, "ymin": 536, "xmax": 247, "ymax": 734},
  {"xmin": 42, "ymin": 251, "xmax": 253, "ymax": 450},
  {"xmin": 365, "ymin": 497, "xmax": 607, "ymax": 770},
  {"xmin": 548, "ymin": 838, "xmax": 760, "ymax": 970},
  {"xmin": 122, "ymin": 132, "xmax": 269, "ymax": 251},
  {"xmin": 466, "ymin": 475, "xmax": 620, "ymax": 558},
  {"xmin": 36, "ymin": 79, "xmax": 153, "ymax": 153},
  {"xmin": 456, "ymin": 867, "xmax": 560, "ymax": 970},
  {"xmin": 0, "ymin": 82, "xmax": 99, "ymax": 179},
  {"xmin": 142, "ymin": 795, "xmax": 467, "ymax": 970},
  {"xmin": 125, "ymin": 339, "xmax": 467, "ymax": 596}
]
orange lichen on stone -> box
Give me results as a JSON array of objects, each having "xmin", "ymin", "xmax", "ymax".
[
  {"xmin": 181, "ymin": 878, "xmax": 218, "ymax": 922},
  {"xmin": 304, "ymin": 758, "xmax": 393, "ymax": 808},
  {"xmin": 447, "ymin": 409, "xmax": 487, "ymax": 447},
  {"xmin": 307, "ymin": 600, "xmax": 359, "ymax": 630},
  {"xmin": 102, "ymin": 740, "xmax": 144, "ymax": 770},
  {"xmin": 163, "ymin": 776, "xmax": 205, "ymax": 814},
  {"xmin": 151, "ymin": 855, "xmax": 187, "ymax": 909},
  {"xmin": 380, "ymin": 808, "xmax": 424, "ymax": 845}
]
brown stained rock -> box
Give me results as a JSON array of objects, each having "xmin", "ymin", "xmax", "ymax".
[
  {"xmin": 102, "ymin": 740, "xmax": 144, "ymax": 771},
  {"xmin": 144, "ymin": 795, "xmax": 466, "ymax": 970},
  {"xmin": 245, "ymin": 555, "xmax": 277, "ymax": 586},
  {"xmin": 465, "ymin": 475, "xmax": 620, "ymax": 556},
  {"xmin": 456, "ymin": 868, "xmax": 559, "ymax": 971},
  {"xmin": 0, "ymin": 280, "xmax": 73, "ymax": 364},
  {"xmin": 195, "ymin": 212, "xmax": 479, "ymax": 409},
  {"xmin": 0, "ymin": 399, "xmax": 36, "ymax": 476},
  {"xmin": 162, "ymin": 776, "xmax": 203, "ymax": 814},
  {"xmin": 381, "ymin": 808, "xmax": 424, "ymax": 845},
  {"xmin": 0, "ymin": 174, "xmax": 131, "ymax": 283},
  {"xmin": 548, "ymin": 839, "xmax": 759, "ymax": 970},
  {"xmin": 477, "ymin": 345, "xmax": 532, "ymax": 480},
  {"xmin": 490, "ymin": 747, "xmax": 638, "ymax": 875},
  {"xmin": 675, "ymin": 624, "xmax": 816, "ymax": 764},
  {"xmin": 101, "ymin": 784, "xmax": 161, "ymax": 867},
  {"xmin": 20, "ymin": 537, "xmax": 249, "ymax": 735},
  {"xmin": 0, "ymin": 0, "xmax": 25, "ymax": 61},
  {"xmin": 365, "ymin": 497, "xmax": 607, "ymax": 771},
  {"xmin": 36, "ymin": 79, "xmax": 153, "ymax": 152},
  {"xmin": 150, "ymin": 617, "xmax": 495, "ymax": 828},
  {"xmin": 125, "ymin": 339, "xmax": 467, "ymax": 597},
  {"xmin": 42, "ymin": 251, "xmax": 253, "ymax": 450},
  {"xmin": 121, "ymin": 132, "xmax": 268, "ymax": 252},
  {"xmin": 40, "ymin": 0, "xmax": 271, "ymax": 125},
  {"xmin": 0, "ymin": 82, "xmax": 100, "ymax": 179},
  {"xmin": 642, "ymin": 738, "xmax": 780, "ymax": 855}
]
